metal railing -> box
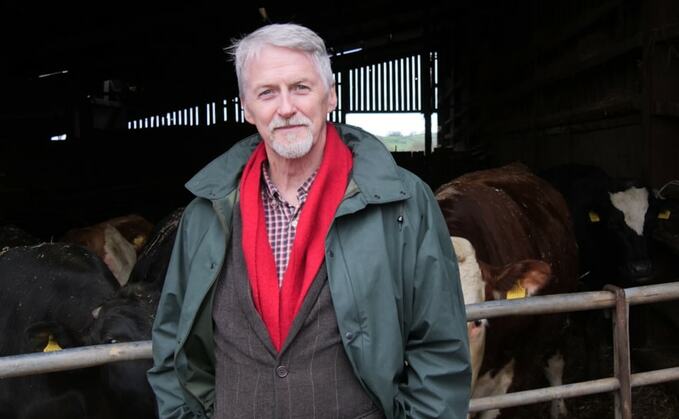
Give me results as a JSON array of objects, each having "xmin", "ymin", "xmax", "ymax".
[
  {"xmin": 466, "ymin": 281, "xmax": 679, "ymax": 419},
  {"xmin": 2, "ymin": 282, "xmax": 679, "ymax": 419}
]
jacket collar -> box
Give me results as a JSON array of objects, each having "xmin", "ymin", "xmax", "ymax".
[{"xmin": 185, "ymin": 123, "xmax": 410, "ymax": 207}]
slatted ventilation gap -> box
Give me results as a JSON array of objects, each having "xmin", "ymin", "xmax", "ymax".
[
  {"xmin": 348, "ymin": 55, "xmax": 424, "ymax": 113},
  {"xmin": 127, "ymin": 52, "xmax": 437, "ymax": 129}
]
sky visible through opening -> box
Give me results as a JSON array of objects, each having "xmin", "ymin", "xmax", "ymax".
[{"xmin": 346, "ymin": 113, "xmax": 438, "ymax": 152}]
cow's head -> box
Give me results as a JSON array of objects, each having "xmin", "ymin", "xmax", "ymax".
[
  {"xmin": 451, "ymin": 236, "xmax": 487, "ymax": 390},
  {"xmin": 585, "ymin": 181, "xmax": 666, "ymax": 282},
  {"xmin": 24, "ymin": 283, "xmax": 158, "ymax": 418},
  {"xmin": 85, "ymin": 284, "xmax": 158, "ymax": 417}
]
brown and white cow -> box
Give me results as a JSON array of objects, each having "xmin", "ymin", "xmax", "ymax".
[
  {"xmin": 437, "ymin": 163, "xmax": 578, "ymax": 419},
  {"xmin": 61, "ymin": 214, "xmax": 154, "ymax": 286}
]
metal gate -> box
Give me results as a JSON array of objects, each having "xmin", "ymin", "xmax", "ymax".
[{"xmin": 2, "ymin": 282, "xmax": 679, "ymax": 419}]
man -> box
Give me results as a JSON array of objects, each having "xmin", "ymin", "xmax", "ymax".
[{"xmin": 148, "ymin": 23, "xmax": 470, "ymax": 419}]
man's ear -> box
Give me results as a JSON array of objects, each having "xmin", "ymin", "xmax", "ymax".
[
  {"xmin": 327, "ymin": 84, "xmax": 337, "ymax": 113},
  {"xmin": 242, "ymin": 99, "xmax": 255, "ymax": 125}
]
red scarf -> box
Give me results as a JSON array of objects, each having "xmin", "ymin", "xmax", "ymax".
[{"xmin": 239, "ymin": 123, "xmax": 352, "ymax": 351}]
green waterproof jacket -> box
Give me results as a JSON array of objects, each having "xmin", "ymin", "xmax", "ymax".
[{"xmin": 147, "ymin": 123, "xmax": 471, "ymax": 419}]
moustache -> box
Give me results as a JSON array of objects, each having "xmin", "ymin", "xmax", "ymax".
[{"xmin": 268, "ymin": 115, "xmax": 312, "ymax": 131}]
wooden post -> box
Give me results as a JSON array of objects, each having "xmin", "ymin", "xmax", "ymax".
[{"xmin": 604, "ymin": 285, "xmax": 632, "ymax": 419}]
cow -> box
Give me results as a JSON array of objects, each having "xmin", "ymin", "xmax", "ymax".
[
  {"xmin": 61, "ymin": 214, "xmax": 154, "ymax": 286},
  {"xmin": 540, "ymin": 164, "xmax": 666, "ymax": 288},
  {"xmin": 436, "ymin": 163, "xmax": 579, "ymax": 419},
  {"xmin": 0, "ymin": 242, "xmax": 158, "ymax": 419},
  {"xmin": 62, "ymin": 214, "xmax": 154, "ymax": 255}
]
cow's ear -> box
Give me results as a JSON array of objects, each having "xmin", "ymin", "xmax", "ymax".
[
  {"xmin": 515, "ymin": 260, "xmax": 552, "ymax": 296},
  {"xmin": 486, "ymin": 260, "xmax": 552, "ymax": 297},
  {"xmin": 24, "ymin": 322, "xmax": 72, "ymax": 353}
]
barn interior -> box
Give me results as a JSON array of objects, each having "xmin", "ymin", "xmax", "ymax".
[
  {"xmin": 2, "ymin": 0, "xmax": 679, "ymax": 416},
  {"xmin": 2, "ymin": 0, "xmax": 678, "ymax": 236}
]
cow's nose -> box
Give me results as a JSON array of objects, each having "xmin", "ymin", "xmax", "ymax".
[{"xmin": 628, "ymin": 259, "xmax": 653, "ymax": 278}]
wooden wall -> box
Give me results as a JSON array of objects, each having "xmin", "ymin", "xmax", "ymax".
[{"xmin": 437, "ymin": 0, "xmax": 679, "ymax": 187}]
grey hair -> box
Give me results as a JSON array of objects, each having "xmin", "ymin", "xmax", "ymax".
[{"xmin": 225, "ymin": 23, "xmax": 334, "ymax": 97}]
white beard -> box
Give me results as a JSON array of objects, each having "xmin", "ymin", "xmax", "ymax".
[{"xmin": 268, "ymin": 115, "xmax": 314, "ymax": 159}]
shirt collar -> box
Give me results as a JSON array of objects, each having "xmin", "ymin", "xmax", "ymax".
[{"xmin": 261, "ymin": 161, "xmax": 318, "ymax": 207}]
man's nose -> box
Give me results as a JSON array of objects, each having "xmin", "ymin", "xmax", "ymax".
[{"xmin": 277, "ymin": 92, "xmax": 296, "ymax": 118}]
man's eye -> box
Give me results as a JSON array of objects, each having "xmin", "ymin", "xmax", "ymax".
[
  {"xmin": 258, "ymin": 90, "xmax": 273, "ymax": 98},
  {"xmin": 294, "ymin": 84, "xmax": 310, "ymax": 91}
]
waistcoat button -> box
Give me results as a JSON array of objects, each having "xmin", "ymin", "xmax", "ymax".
[
  {"xmin": 345, "ymin": 331, "xmax": 354, "ymax": 340},
  {"xmin": 276, "ymin": 365, "xmax": 289, "ymax": 378}
]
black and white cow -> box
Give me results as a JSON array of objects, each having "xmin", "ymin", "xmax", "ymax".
[
  {"xmin": 0, "ymin": 242, "xmax": 158, "ymax": 419},
  {"xmin": 541, "ymin": 164, "xmax": 664, "ymax": 288}
]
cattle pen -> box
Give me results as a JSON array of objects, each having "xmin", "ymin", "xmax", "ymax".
[{"xmin": 2, "ymin": 282, "xmax": 679, "ymax": 419}]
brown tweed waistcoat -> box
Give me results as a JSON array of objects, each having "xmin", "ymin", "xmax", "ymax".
[{"xmin": 212, "ymin": 208, "xmax": 384, "ymax": 419}]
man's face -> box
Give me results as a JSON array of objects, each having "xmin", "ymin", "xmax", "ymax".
[{"xmin": 241, "ymin": 45, "xmax": 337, "ymax": 160}]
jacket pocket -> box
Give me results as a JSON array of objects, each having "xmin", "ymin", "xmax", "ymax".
[{"xmin": 354, "ymin": 406, "xmax": 385, "ymax": 419}]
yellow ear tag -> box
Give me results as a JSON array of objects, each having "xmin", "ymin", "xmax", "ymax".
[
  {"xmin": 589, "ymin": 211, "xmax": 600, "ymax": 223},
  {"xmin": 658, "ymin": 209, "xmax": 671, "ymax": 220},
  {"xmin": 506, "ymin": 282, "xmax": 527, "ymax": 300},
  {"xmin": 43, "ymin": 335, "xmax": 62, "ymax": 352},
  {"xmin": 132, "ymin": 235, "xmax": 146, "ymax": 249}
]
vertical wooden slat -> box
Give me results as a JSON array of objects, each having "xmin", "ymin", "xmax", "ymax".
[
  {"xmin": 390, "ymin": 60, "xmax": 395, "ymax": 112},
  {"xmin": 340, "ymin": 71, "xmax": 349, "ymax": 123},
  {"xmin": 349, "ymin": 70, "xmax": 354, "ymax": 112},
  {"xmin": 388, "ymin": 61, "xmax": 393, "ymax": 111},
  {"xmin": 394, "ymin": 59, "xmax": 399, "ymax": 111},
  {"xmin": 375, "ymin": 63, "xmax": 380, "ymax": 111},
  {"xmin": 407, "ymin": 56, "xmax": 412, "ymax": 111},
  {"xmin": 381, "ymin": 62, "xmax": 387, "ymax": 112},
  {"xmin": 434, "ymin": 52, "xmax": 439, "ymax": 111},
  {"xmin": 372, "ymin": 64, "xmax": 380, "ymax": 111},
  {"xmin": 369, "ymin": 65, "xmax": 374, "ymax": 111},
  {"xmin": 415, "ymin": 55, "xmax": 419, "ymax": 110},
  {"xmin": 358, "ymin": 67, "xmax": 362, "ymax": 112},
  {"xmin": 362, "ymin": 66, "xmax": 367, "ymax": 112},
  {"xmin": 366, "ymin": 65, "xmax": 371, "ymax": 112},
  {"xmin": 604, "ymin": 285, "xmax": 633, "ymax": 419},
  {"xmin": 370, "ymin": 65, "xmax": 375, "ymax": 112},
  {"xmin": 421, "ymin": 52, "xmax": 432, "ymax": 156},
  {"xmin": 401, "ymin": 58, "xmax": 406, "ymax": 111},
  {"xmin": 404, "ymin": 57, "xmax": 410, "ymax": 111}
]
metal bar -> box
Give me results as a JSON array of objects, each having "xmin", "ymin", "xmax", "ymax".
[
  {"xmin": 470, "ymin": 366, "xmax": 679, "ymax": 412},
  {"xmin": 631, "ymin": 366, "xmax": 679, "ymax": 387},
  {"xmin": 469, "ymin": 377, "xmax": 619, "ymax": 412},
  {"xmin": 0, "ymin": 341, "xmax": 151, "ymax": 379},
  {"xmin": 465, "ymin": 282, "xmax": 679, "ymax": 321},
  {"xmin": 605, "ymin": 285, "xmax": 632, "ymax": 419},
  {"xmin": 2, "ymin": 281, "xmax": 679, "ymax": 411}
]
